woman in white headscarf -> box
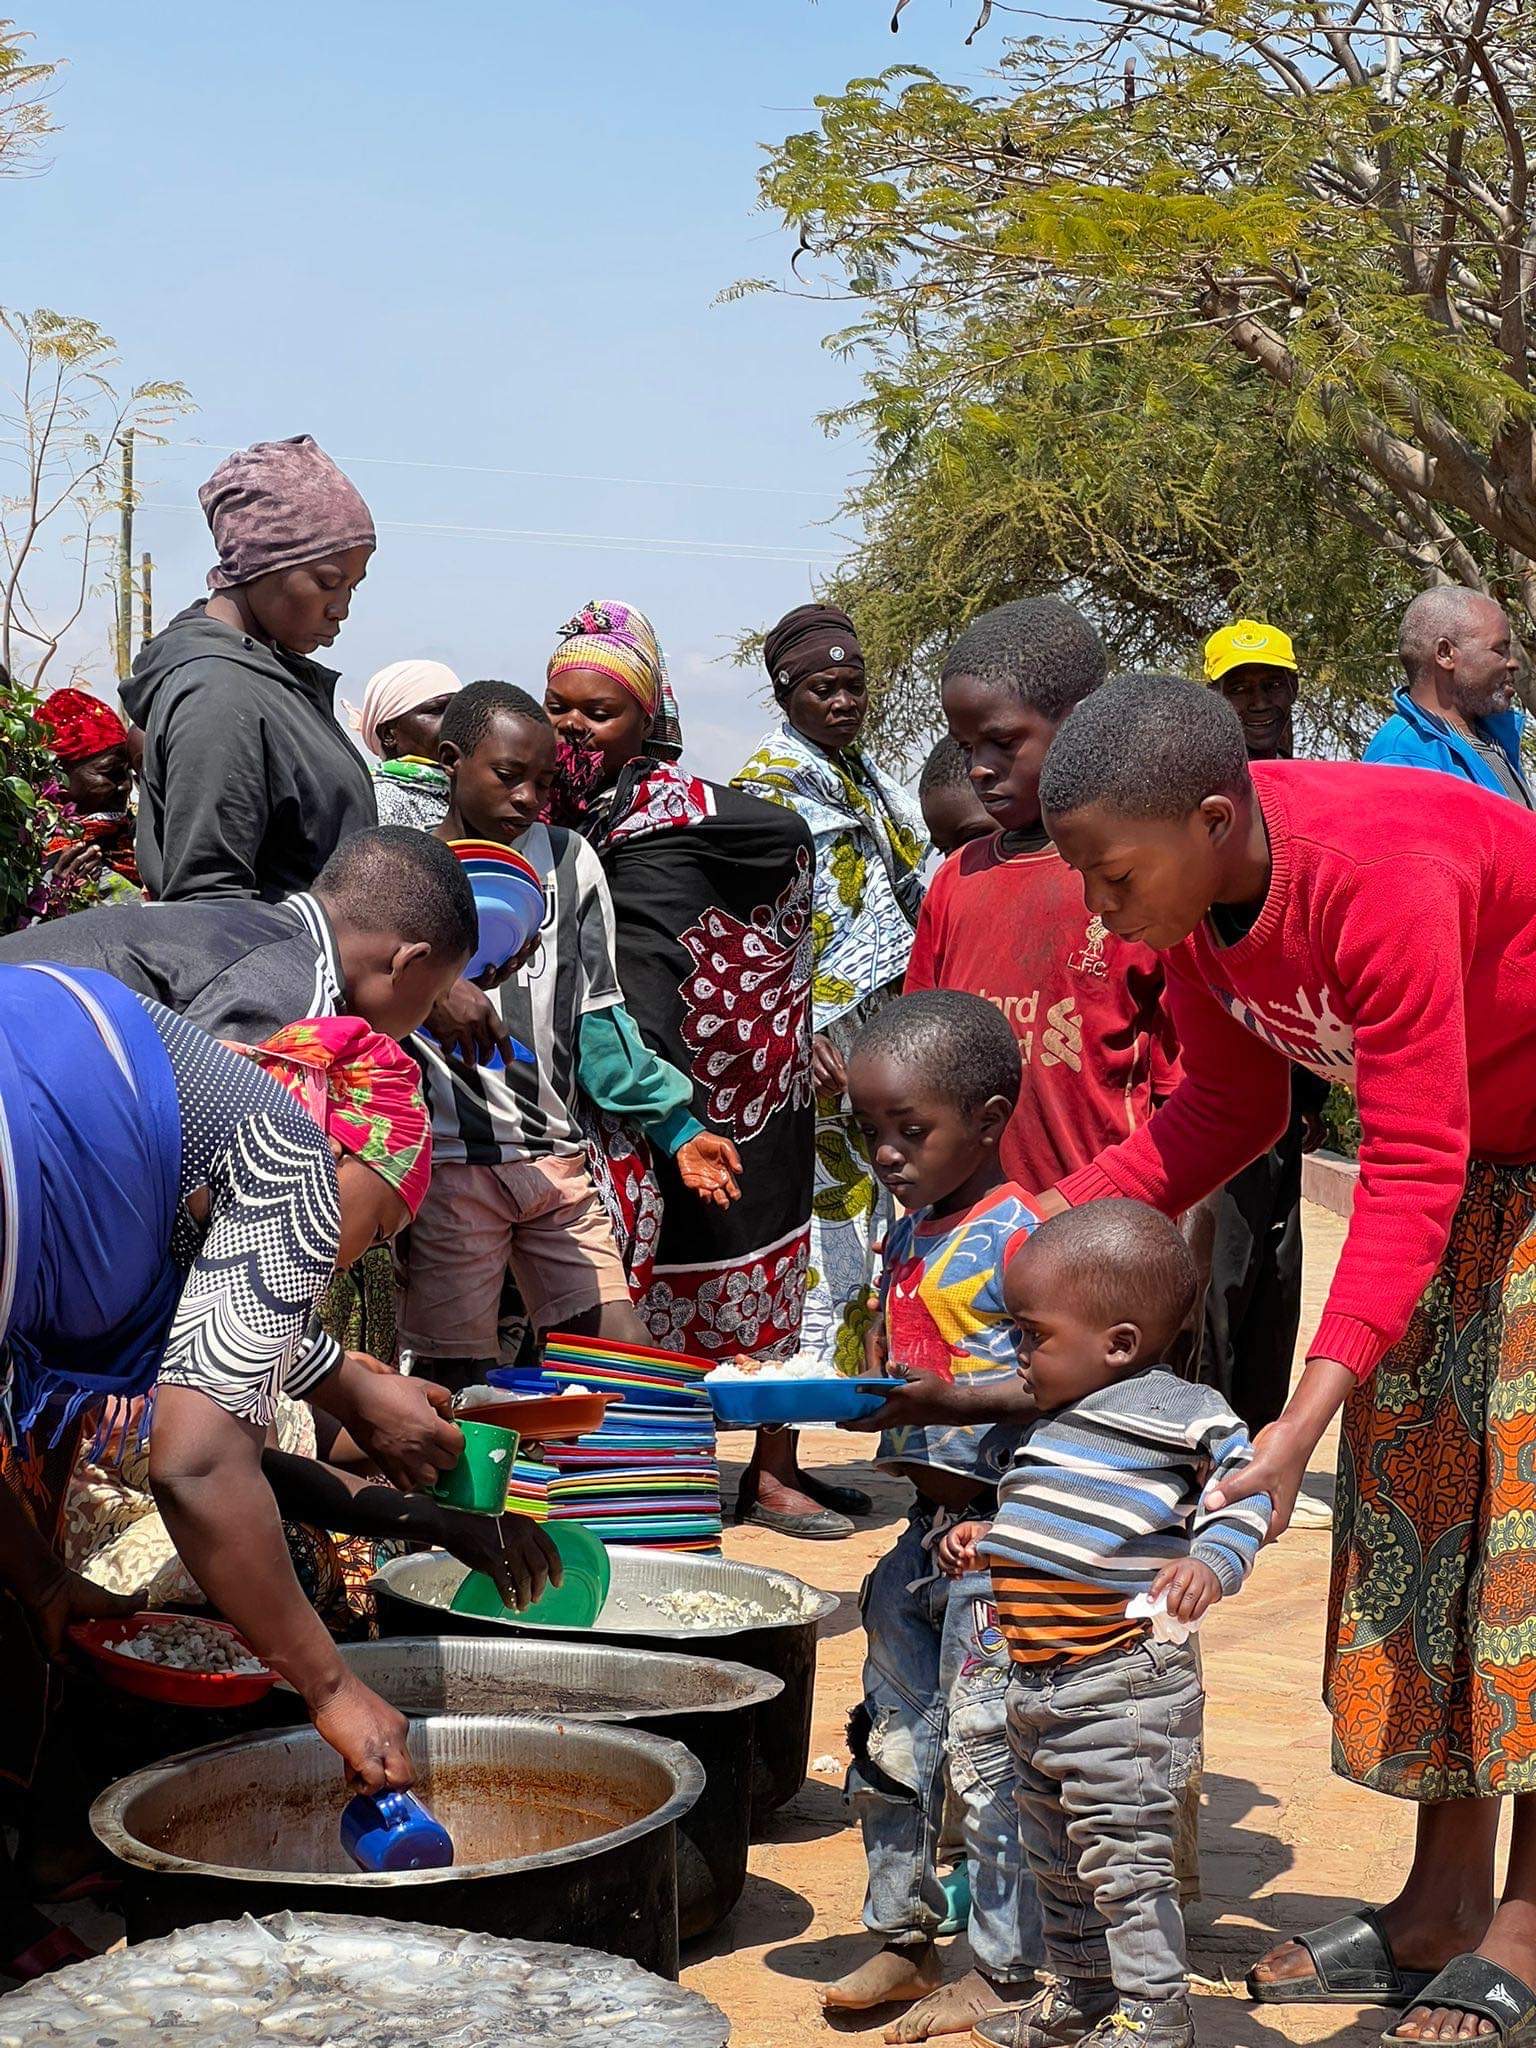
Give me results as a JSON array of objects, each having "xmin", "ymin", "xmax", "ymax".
[{"xmin": 356, "ymin": 660, "xmax": 464, "ymax": 828}]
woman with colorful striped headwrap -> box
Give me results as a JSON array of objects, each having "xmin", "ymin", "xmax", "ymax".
[{"xmin": 545, "ymin": 602, "xmax": 858, "ymax": 1540}]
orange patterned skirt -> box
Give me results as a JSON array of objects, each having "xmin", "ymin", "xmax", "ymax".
[{"xmin": 1327, "ymin": 1161, "xmax": 1536, "ymax": 1801}]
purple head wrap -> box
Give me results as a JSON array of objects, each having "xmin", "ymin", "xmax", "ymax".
[{"xmin": 198, "ymin": 435, "xmax": 376, "ymax": 593}]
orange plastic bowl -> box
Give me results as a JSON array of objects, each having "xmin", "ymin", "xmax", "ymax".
[{"xmin": 455, "ymin": 1391, "xmax": 617, "ymax": 1441}]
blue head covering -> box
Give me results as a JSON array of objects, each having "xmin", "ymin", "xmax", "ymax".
[{"xmin": 0, "ymin": 965, "xmax": 183, "ymax": 1444}]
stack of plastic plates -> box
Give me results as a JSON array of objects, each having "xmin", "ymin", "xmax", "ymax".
[
  {"xmin": 491, "ymin": 1334, "xmax": 722, "ymax": 1552},
  {"xmin": 449, "ymin": 839, "xmax": 547, "ymax": 983},
  {"xmin": 503, "ymin": 1453, "xmax": 558, "ymax": 1521}
]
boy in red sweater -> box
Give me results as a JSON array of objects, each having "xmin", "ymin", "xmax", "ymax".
[
  {"xmin": 905, "ymin": 597, "xmax": 1182, "ymax": 1199},
  {"xmin": 1037, "ymin": 671, "xmax": 1536, "ymax": 2046}
]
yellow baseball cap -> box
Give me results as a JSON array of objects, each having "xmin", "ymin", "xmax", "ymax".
[{"xmin": 1203, "ymin": 619, "xmax": 1298, "ymax": 684}]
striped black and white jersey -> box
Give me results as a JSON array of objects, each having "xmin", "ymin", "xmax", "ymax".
[{"xmin": 411, "ymin": 822, "xmax": 623, "ymax": 1163}]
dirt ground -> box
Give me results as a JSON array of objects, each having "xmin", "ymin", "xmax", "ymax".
[{"xmin": 687, "ymin": 1203, "xmax": 1415, "ymax": 2048}]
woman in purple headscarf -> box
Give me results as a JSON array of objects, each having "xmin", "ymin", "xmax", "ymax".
[{"xmin": 122, "ymin": 435, "xmax": 378, "ymax": 903}]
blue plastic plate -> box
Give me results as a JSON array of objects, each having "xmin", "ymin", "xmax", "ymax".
[{"xmin": 705, "ymin": 1376, "xmax": 904, "ymax": 1428}]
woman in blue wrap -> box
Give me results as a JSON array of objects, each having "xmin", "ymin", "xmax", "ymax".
[
  {"xmin": 0, "ymin": 970, "xmax": 430, "ymax": 1847},
  {"xmin": 0, "ymin": 968, "xmax": 566, "ymax": 1977}
]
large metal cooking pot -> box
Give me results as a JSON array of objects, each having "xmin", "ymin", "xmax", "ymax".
[
  {"xmin": 373, "ymin": 1546, "xmax": 837, "ymax": 1821},
  {"xmin": 311, "ymin": 1636, "xmax": 781, "ymax": 1938},
  {"xmin": 91, "ymin": 1713, "xmax": 704, "ymax": 1979}
]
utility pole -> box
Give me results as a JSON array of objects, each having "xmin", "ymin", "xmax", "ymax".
[
  {"xmin": 140, "ymin": 550, "xmax": 153, "ymax": 652},
  {"xmin": 115, "ymin": 429, "xmax": 134, "ymax": 676}
]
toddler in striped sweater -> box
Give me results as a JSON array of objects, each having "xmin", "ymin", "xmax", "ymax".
[{"xmin": 940, "ymin": 1201, "xmax": 1271, "ymax": 2048}]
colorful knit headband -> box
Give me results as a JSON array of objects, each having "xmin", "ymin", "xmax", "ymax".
[
  {"xmin": 236, "ymin": 1015, "xmax": 433, "ymax": 1219},
  {"xmin": 547, "ymin": 597, "xmax": 665, "ymax": 718}
]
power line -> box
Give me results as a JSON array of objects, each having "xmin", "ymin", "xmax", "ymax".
[
  {"xmin": 138, "ymin": 498, "xmax": 846, "ymax": 567},
  {"xmin": 162, "ymin": 437, "xmax": 844, "ymax": 504}
]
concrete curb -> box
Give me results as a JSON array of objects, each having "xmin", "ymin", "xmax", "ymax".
[{"xmin": 1302, "ymin": 1149, "xmax": 1359, "ymax": 1219}]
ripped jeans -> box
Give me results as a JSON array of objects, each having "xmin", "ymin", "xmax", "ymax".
[{"xmin": 847, "ymin": 1503, "xmax": 1042, "ymax": 1981}]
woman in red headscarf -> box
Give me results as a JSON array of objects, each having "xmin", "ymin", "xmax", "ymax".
[{"xmin": 34, "ymin": 687, "xmax": 140, "ymax": 907}]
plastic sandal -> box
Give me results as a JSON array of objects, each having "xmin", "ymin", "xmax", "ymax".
[
  {"xmin": 1248, "ymin": 1909, "xmax": 1438, "ymax": 2008},
  {"xmin": 1381, "ymin": 1954, "xmax": 1536, "ymax": 2044}
]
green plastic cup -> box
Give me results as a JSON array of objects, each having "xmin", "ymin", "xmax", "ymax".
[{"xmin": 432, "ymin": 1420, "xmax": 520, "ymax": 1516}]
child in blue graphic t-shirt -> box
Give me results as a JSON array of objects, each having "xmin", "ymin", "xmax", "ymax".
[{"xmin": 818, "ymin": 990, "xmax": 1042, "ymax": 2036}]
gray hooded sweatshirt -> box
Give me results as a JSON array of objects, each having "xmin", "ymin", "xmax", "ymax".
[{"xmin": 122, "ymin": 602, "xmax": 376, "ymax": 902}]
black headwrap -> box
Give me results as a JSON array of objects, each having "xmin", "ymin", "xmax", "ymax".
[{"xmin": 762, "ymin": 603, "xmax": 865, "ymax": 699}]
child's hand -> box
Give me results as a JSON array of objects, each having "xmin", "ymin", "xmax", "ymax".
[
  {"xmin": 1150, "ymin": 1558, "xmax": 1223, "ymax": 1623},
  {"xmin": 677, "ymin": 1133, "xmax": 743, "ymax": 1208},
  {"xmin": 863, "ymin": 1310, "xmax": 889, "ymax": 1379},
  {"xmin": 937, "ymin": 1518, "xmax": 991, "ymax": 1578}
]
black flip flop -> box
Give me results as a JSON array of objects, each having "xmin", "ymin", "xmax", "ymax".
[
  {"xmin": 1248, "ymin": 1909, "xmax": 1439, "ymax": 2008},
  {"xmin": 1382, "ymin": 1955, "xmax": 1536, "ymax": 2044}
]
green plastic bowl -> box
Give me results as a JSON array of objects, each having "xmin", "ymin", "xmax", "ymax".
[
  {"xmin": 432, "ymin": 1420, "xmax": 520, "ymax": 1516},
  {"xmin": 449, "ymin": 1521, "xmax": 612, "ymax": 1628}
]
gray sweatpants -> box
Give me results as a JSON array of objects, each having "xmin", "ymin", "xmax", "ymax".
[{"xmin": 1006, "ymin": 1636, "xmax": 1203, "ymax": 2005}]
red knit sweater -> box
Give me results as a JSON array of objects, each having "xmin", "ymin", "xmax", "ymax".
[{"xmin": 1056, "ymin": 760, "xmax": 1536, "ymax": 1379}]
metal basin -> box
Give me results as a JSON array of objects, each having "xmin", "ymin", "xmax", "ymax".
[
  {"xmin": 0, "ymin": 1910, "xmax": 732, "ymax": 2045},
  {"xmin": 374, "ymin": 1546, "xmax": 837, "ymax": 1821},
  {"xmin": 90, "ymin": 1713, "xmax": 704, "ymax": 1979},
  {"xmin": 314, "ymin": 1636, "xmax": 782, "ymax": 1937}
]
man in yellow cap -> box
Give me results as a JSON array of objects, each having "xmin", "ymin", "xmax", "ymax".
[
  {"xmin": 1197, "ymin": 622, "xmax": 1331, "ymax": 1517},
  {"xmin": 1203, "ymin": 619, "xmax": 1300, "ymax": 760}
]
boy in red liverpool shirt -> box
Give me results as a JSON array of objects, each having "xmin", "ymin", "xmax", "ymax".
[
  {"xmin": 905, "ymin": 598, "xmax": 1182, "ymax": 1194},
  {"xmin": 1037, "ymin": 671, "xmax": 1536, "ymax": 2046}
]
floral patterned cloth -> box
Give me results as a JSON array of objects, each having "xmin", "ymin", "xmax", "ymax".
[
  {"xmin": 1327, "ymin": 1159, "xmax": 1536, "ymax": 1799},
  {"xmin": 732, "ymin": 717, "xmax": 927, "ymax": 1033},
  {"xmin": 575, "ymin": 757, "xmax": 816, "ymax": 1360},
  {"xmin": 62, "ymin": 1394, "xmax": 402, "ymax": 1638},
  {"xmin": 733, "ymin": 720, "xmax": 929, "ymax": 1370}
]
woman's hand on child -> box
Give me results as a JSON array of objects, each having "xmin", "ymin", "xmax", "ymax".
[
  {"xmin": 937, "ymin": 1519, "xmax": 990, "ymax": 1578},
  {"xmin": 677, "ymin": 1133, "xmax": 743, "ymax": 1208},
  {"xmin": 1150, "ymin": 1558, "xmax": 1223, "ymax": 1623}
]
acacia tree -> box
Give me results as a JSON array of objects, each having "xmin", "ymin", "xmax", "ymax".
[
  {"xmin": 748, "ymin": 1, "xmax": 1536, "ymax": 748},
  {"xmin": 0, "ymin": 309, "xmax": 190, "ymax": 689}
]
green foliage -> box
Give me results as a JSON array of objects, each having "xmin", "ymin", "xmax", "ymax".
[
  {"xmin": 0, "ymin": 669, "xmax": 68, "ymax": 932},
  {"xmin": 1323, "ymin": 1083, "xmax": 1362, "ymax": 1160},
  {"xmin": 0, "ymin": 306, "xmax": 192, "ymax": 688},
  {"xmin": 748, "ymin": 5, "xmax": 1536, "ymax": 756}
]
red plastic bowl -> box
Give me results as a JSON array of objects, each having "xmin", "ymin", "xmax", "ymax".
[{"xmin": 68, "ymin": 1615, "xmax": 278, "ymax": 1709}]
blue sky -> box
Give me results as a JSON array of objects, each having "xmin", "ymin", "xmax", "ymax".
[{"xmin": 8, "ymin": 1, "xmax": 997, "ymax": 776}]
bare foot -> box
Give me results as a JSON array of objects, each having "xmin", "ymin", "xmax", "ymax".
[
  {"xmin": 882, "ymin": 1968, "xmax": 1035, "ymax": 2042},
  {"xmin": 821, "ymin": 1942, "xmax": 941, "ymax": 2013}
]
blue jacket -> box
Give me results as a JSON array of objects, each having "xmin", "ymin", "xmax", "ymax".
[{"xmin": 1364, "ymin": 684, "xmax": 1529, "ymax": 799}]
